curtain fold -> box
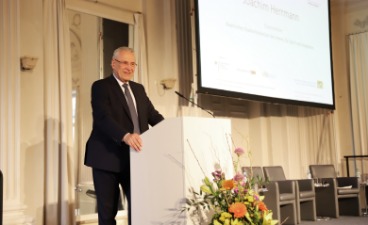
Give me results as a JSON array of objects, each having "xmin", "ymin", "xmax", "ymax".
[
  {"xmin": 348, "ymin": 32, "xmax": 368, "ymax": 174},
  {"xmin": 133, "ymin": 13, "xmax": 149, "ymax": 92},
  {"xmin": 260, "ymin": 105, "xmax": 337, "ymax": 177},
  {"xmin": 43, "ymin": 0, "xmax": 75, "ymax": 224}
]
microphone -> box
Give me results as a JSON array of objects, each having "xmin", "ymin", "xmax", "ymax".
[{"xmin": 175, "ymin": 91, "xmax": 215, "ymax": 118}]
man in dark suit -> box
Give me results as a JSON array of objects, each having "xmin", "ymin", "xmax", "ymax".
[{"xmin": 84, "ymin": 46, "xmax": 164, "ymax": 225}]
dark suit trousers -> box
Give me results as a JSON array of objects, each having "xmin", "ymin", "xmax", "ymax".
[{"xmin": 92, "ymin": 168, "xmax": 131, "ymax": 225}]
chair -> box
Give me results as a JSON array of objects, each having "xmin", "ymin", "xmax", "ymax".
[
  {"xmin": 309, "ymin": 164, "xmax": 362, "ymax": 217},
  {"xmin": 242, "ymin": 166, "xmax": 298, "ymax": 225},
  {"xmin": 263, "ymin": 166, "xmax": 316, "ymax": 224}
]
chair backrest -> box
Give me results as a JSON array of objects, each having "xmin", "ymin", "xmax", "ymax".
[
  {"xmin": 263, "ymin": 166, "xmax": 287, "ymax": 181},
  {"xmin": 309, "ymin": 164, "xmax": 337, "ymax": 179},
  {"xmin": 242, "ymin": 166, "xmax": 264, "ymax": 179}
]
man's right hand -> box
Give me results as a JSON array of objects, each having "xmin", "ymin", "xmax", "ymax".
[{"xmin": 123, "ymin": 133, "xmax": 142, "ymax": 152}]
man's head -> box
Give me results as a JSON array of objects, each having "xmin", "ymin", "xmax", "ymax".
[{"xmin": 111, "ymin": 47, "xmax": 137, "ymax": 83}]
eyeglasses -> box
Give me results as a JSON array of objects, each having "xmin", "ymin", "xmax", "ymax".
[{"xmin": 114, "ymin": 58, "xmax": 137, "ymax": 67}]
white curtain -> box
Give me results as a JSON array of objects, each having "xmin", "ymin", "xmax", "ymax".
[
  {"xmin": 133, "ymin": 13, "xmax": 149, "ymax": 91},
  {"xmin": 248, "ymin": 103, "xmax": 338, "ymax": 178},
  {"xmin": 348, "ymin": 32, "xmax": 368, "ymax": 174},
  {"xmin": 43, "ymin": 0, "xmax": 75, "ymax": 224}
]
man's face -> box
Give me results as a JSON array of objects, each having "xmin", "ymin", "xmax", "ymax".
[{"xmin": 111, "ymin": 50, "xmax": 136, "ymax": 82}]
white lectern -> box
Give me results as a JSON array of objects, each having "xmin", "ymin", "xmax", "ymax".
[{"xmin": 130, "ymin": 117, "xmax": 233, "ymax": 224}]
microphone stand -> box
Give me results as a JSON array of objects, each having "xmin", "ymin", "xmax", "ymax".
[{"xmin": 175, "ymin": 91, "xmax": 215, "ymax": 118}]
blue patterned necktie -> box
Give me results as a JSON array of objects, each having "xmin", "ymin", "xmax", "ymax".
[{"xmin": 123, "ymin": 83, "xmax": 140, "ymax": 134}]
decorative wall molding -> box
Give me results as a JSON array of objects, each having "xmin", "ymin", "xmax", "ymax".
[
  {"xmin": 66, "ymin": 0, "xmax": 139, "ymax": 24},
  {"xmin": 0, "ymin": 0, "xmax": 34, "ymax": 224},
  {"xmin": 354, "ymin": 15, "xmax": 368, "ymax": 29}
]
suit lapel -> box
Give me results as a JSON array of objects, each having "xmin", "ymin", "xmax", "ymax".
[{"xmin": 108, "ymin": 75, "xmax": 131, "ymax": 119}]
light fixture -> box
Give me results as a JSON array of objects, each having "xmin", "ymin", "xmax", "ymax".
[
  {"xmin": 160, "ymin": 78, "xmax": 176, "ymax": 90},
  {"xmin": 20, "ymin": 56, "xmax": 38, "ymax": 71}
]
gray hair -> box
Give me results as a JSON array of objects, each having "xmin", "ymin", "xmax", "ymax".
[{"xmin": 112, "ymin": 47, "xmax": 134, "ymax": 59}]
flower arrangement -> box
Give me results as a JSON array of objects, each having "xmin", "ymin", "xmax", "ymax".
[{"xmin": 185, "ymin": 146, "xmax": 278, "ymax": 225}]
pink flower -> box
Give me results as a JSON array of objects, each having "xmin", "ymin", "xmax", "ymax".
[
  {"xmin": 234, "ymin": 147, "xmax": 245, "ymax": 156},
  {"xmin": 212, "ymin": 169, "xmax": 223, "ymax": 181},
  {"xmin": 233, "ymin": 172, "xmax": 244, "ymax": 182}
]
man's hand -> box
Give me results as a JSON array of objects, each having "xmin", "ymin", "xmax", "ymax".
[{"xmin": 123, "ymin": 133, "xmax": 142, "ymax": 152}]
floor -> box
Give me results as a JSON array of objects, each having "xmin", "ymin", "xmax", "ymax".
[{"xmin": 299, "ymin": 215, "xmax": 368, "ymax": 225}]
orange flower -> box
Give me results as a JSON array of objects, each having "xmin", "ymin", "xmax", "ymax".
[
  {"xmin": 257, "ymin": 201, "xmax": 268, "ymax": 211},
  {"xmin": 221, "ymin": 179, "xmax": 235, "ymax": 190},
  {"xmin": 229, "ymin": 202, "xmax": 247, "ymax": 218}
]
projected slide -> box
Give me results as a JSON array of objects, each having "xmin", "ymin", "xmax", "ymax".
[{"xmin": 196, "ymin": 0, "xmax": 334, "ymax": 108}]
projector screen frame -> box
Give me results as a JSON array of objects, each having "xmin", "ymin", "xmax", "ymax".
[{"xmin": 193, "ymin": 0, "xmax": 335, "ymax": 110}]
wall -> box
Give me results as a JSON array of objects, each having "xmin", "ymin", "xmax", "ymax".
[
  {"xmin": 330, "ymin": 0, "xmax": 352, "ymax": 170},
  {"xmin": 15, "ymin": 0, "xmax": 368, "ymax": 224},
  {"xmin": 18, "ymin": 0, "xmax": 179, "ymax": 224},
  {"xmin": 332, "ymin": 0, "xmax": 368, "ymax": 169},
  {"xmin": 20, "ymin": 0, "xmax": 45, "ymax": 222},
  {"xmin": 143, "ymin": 0, "xmax": 180, "ymax": 117}
]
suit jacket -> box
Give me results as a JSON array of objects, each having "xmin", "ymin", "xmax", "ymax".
[{"xmin": 84, "ymin": 75, "xmax": 164, "ymax": 172}]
